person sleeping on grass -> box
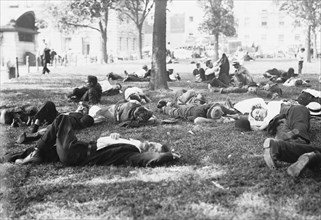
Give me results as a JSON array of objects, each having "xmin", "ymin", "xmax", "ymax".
[{"xmin": 2, "ymin": 114, "xmax": 181, "ymax": 167}]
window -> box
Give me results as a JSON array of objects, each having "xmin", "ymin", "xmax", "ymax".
[
  {"xmin": 18, "ymin": 33, "xmax": 34, "ymax": 42},
  {"xmin": 261, "ymin": 10, "xmax": 268, "ymax": 26},
  {"xmin": 278, "ymin": 34, "xmax": 284, "ymax": 43},
  {"xmin": 279, "ymin": 14, "xmax": 285, "ymax": 26},
  {"xmin": 294, "ymin": 35, "xmax": 300, "ymax": 41},
  {"xmin": 244, "ymin": 17, "xmax": 250, "ymax": 26},
  {"xmin": 119, "ymin": 37, "xmax": 122, "ymax": 50},
  {"xmin": 132, "ymin": 38, "xmax": 136, "ymax": 50},
  {"xmin": 189, "ymin": 16, "xmax": 194, "ymax": 22},
  {"xmin": 261, "ymin": 34, "xmax": 267, "ymax": 40}
]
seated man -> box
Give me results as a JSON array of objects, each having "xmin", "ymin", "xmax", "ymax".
[
  {"xmin": 231, "ymin": 61, "xmax": 254, "ymax": 87},
  {"xmin": 192, "ymin": 63, "xmax": 206, "ymax": 82},
  {"xmin": 208, "ymin": 53, "xmax": 231, "ymax": 88},
  {"xmin": 67, "ymin": 75, "xmax": 102, "ymax": 104},
  {"xmin": 157, "ymin": 97, "xmax": 239, "ymax": 124},
  {"xmin": 204, "ymin": 60, "xmax": 219, "ymax": 81},
  {"xmin": 166, "ymin": 69, "xmax": 181, "ymax": 81},
  {"xmin": 124, "ymin": 86, "xmax": 151, "ymax": 104},
  {"xmin": 263, "ymin": 138, "xmax": 321, "ymax": 177},
  {"xmin": 0, "ymin": 104, "xmax": 38, "ymax": 127},
  {"xmin": 248, "ymin": 100, "xmax": 311, "ymax": 144},
  {"xmin": 100, "ymin": 76, "xmax": 122, "ymax": 96},
  {"xmin": 3, "ymin": 115, "xmax": 180, "ymax": 167}
]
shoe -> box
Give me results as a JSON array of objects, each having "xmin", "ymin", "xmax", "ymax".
[
  {"xmin": 271, "ymin": 93, "xmax": 279, "ymax": 100},
  {"xmin": 219, "ymin": 88, "xmax": 224, "ymax": 94},
  {"xmin": 225, "ymin": 96, "xmax": 233, "ymax": 109},
  {"xmin": 11, "ymin": 119, "xmax": 19, "ymax": 127},
  {"xmin": 263, "ymin": 138, "xmax": 278, "ymax": 169},
  {"xmin": 157, "ymin": 100, "xmax": 167, "ymax": 109},
  {"xmin": 16, "ymin": 132, "xmax": 27, "ymax": 144},
  {"xmin": 208, "ymin": 84, "xmax": 213, "ymax": 92},
  {"xmin": 15, "ymin": 148, "xmax": 42, "ymax": 165},
  {"xmin": 31, "ymin": 124, "xmax": 39, "ymax": 133},
  {"xmin": 287, "ymin": 152, "xmax": 316, "ymax": 177}
]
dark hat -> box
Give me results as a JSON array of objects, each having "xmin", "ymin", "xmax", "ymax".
[
  {"xmin": 87, "ymin": 75, "xmax": 97, "ymax": 84},
  {"xmin": 235, "ymin": 118, "xmax": 251, "ymax": 131},
  {"xmin": 80, "ymin": 115, "xmax": 94, "ymax": 128},
  {"xmin": 134, "ymin": 106, "xmax": 153, "ymax": 122},
  {"xmin": 142, "ymin": 64, "xmax": 148, "ymax": 69},
  {"xmin": 248, "ymin": 82, "xmax": 258, "ymax": 87}
]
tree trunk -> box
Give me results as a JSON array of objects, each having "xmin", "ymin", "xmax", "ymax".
[
  {"xmin": 137, "ymin": 24, "xmax": 143, "ymax": 59},
  {"xmin": 99, "ymin": 10, "xmax": 109, "ymax": 63},
  {"xmin": 101, "ymin": 32, "xmax": 108, "ymax": 63},
  {"xmin": 150, "ymin": 0, "xmax": 168, "ymax": 90},
  {"xmin": 306, "ymin": 25, "xmax": 311, "ymax": 63},
  {"xmin": 213, "ymin": 32, "xmax": 219, "ymax": 61},
  {"xmin": 312, "ymin": 28, "xmax": 318, "ymax": 59}
]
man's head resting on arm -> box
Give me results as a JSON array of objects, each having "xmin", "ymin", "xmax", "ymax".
[{"xmin": 250, "ymin": 104, "xmax": 267, "ymax": 122}]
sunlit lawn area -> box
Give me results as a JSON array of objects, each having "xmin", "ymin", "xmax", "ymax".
[{"xmin": 0, "ymin": 59, "xmax": 321, "ymax": 219}]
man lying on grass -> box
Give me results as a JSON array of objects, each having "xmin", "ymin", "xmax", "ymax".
[
  {"xmin": 156, "ymin": 97, "xmax": 240, "ymax": 124},
  {"xmin": 248, "ymin": 99, "xmax": 311, "ymax": 144},
  {"xmin": 29, "ymin": 101, "xmax": 94, "ymax": 134},
  {"xmin": 3, "ymin": 114, "xmax": 180, "ymax": 167}
]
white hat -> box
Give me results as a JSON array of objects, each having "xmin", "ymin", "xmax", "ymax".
[{"xmin": 306, "ymin": 102, "xmax": 321, "ymax": 116}]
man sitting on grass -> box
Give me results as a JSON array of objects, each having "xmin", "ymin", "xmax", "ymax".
[
  {"xmin": 157, "ymin": 97, "xmax": 239, "ymax": 124},
  {"xmin": 67, "ymin": 75, "xmax": 102, "ymax": 104},
  {"xmin": 2, "ymin": 114, "xmax": 180, "ymax": 167}
]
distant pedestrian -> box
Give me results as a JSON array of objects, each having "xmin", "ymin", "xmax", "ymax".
[
  {"xmin": 297, "ymin": 48, "xmax": 305, "ymax": 74},
  {"xmin": 42, "ymin": 45, "xmax": 51, "ymax": 74},
  {"xmin": 50, "ymin": 49, "xmax": 57, "ymax": 66}
]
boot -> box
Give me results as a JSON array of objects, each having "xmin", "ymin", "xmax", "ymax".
[
  {"xmin": 287, "ymin": 152, "xmax": 317, "ymax": 177},
  {"xmin": 31, "ymin": 124, "xmax": 39, "ymax": 133},
  {"xmin": 15, "ymin": 148, "xmax": 42, "ymax": 165}
]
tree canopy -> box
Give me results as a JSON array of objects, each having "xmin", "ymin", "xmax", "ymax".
[
  {"xmin": 280, "ymin": 0, "xmax": 321, "ymax": 61},
  {"xmin": 199, "ymin": 0, "xmax": 236, "ymax": 60},
  {"xmin": 119, "ymin": 0, "xmax": 154, "ymax": 59},
  {"xmin": 47, "ymin": 0, "xmax": 120, "ymax": 63}
]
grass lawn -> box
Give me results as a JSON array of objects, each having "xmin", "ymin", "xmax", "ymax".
[{"xmin": 0, "ymin": 60, "xmax": 321, "ymax": 219}]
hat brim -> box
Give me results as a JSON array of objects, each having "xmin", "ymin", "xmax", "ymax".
[{"xmin": 310, "ymin": 111, "xmax": 321, "ymax": 116}]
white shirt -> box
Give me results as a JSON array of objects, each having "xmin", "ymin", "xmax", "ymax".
[
  {"xmin": 100, "ymin": 80, "xmax": 112, "ymax": 92},
  {"xmin": 124, "ymin": 87, "xmax": 144, "ymax": 101},
  {"xmin": 97, "ymin": 136, "xmax": 143, "ymax": 151},
  {"xmin": 234, "ymin": 98, "xmax": 267, "ymax": 114},
  {"xmin": 135, "ymin": 69, "xmax": 147, "ymax": 78},
  {"xmin": 297, "ymin": 51, "xmax": 305, "ymax": 61}
]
